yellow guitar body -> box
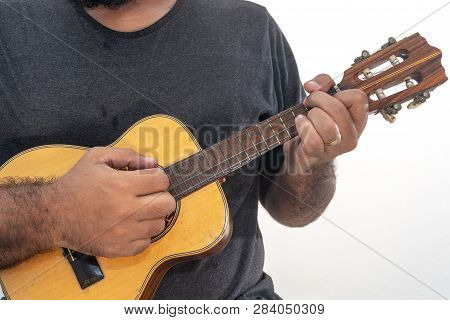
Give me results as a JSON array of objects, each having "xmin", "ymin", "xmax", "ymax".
[{"xmin": 0, "ymin": 115, "xmax": 231, "ymax": 300}]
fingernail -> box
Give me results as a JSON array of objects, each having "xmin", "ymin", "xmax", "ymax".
[
  {"xmin": 146, "ymin": 157, "xmax": 158, "ymax": 167},
  {"xmin": 305, "ymin": 80, "xmax": 320, "ymax": 90},
  {"xmin": 295, "ymin": 115, "xmax": 305, "ymax": 121}
]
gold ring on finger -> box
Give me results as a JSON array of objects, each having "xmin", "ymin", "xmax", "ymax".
[{"xmin": 324, "ymin": 132, "xmax": 342, "ymax": 148}]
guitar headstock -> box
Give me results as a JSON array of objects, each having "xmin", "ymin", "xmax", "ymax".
[{"xmin": 335, "ymin": 33, "xmax": 447, "ymax": 123}]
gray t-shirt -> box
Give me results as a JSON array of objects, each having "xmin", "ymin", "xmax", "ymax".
[{"xmin": 0, "ymin": 0, "xmax": 304, "ymax": 299}]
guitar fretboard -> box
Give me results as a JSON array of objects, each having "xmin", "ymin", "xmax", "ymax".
[{"xmin": 164, "ymin": 103, "xmax": 309, "ymax": 200}]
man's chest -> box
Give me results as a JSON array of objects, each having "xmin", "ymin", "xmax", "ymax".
[{"xmin": 0, "ymin": 38, "xmax": 276, "ymax": 164}]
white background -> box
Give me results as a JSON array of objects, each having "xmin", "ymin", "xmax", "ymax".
[
  {"xmin": 1, "ymin": 0, "xmax": 449, "ymax": 301},
  {"xmin": 255, "ymin": 0, "xmax": 450, "ymax": 299}
]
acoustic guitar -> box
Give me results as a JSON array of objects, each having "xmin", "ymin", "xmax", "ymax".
[{"xmin": 0, "ymin": 33, "xmax": 447, "ymax": 299}]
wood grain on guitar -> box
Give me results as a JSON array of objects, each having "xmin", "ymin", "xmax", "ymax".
[
  {"xmin": 0, "ymin": 33, "xmax": 446, "ymax": 300},
  {"xmin": 340, "ymin": 33, "xmax": 447, "ymax": 122}
]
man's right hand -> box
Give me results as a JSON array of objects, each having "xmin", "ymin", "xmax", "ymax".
[{"xmin": 50, "ymin": 147, "xmax": 175, "ymax": 258}]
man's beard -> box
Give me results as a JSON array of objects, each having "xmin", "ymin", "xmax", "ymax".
[{"xmin": 72, "ymin": 0, "xmax": 134, "ymax": 9}]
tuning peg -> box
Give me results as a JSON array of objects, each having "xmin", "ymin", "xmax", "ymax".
[
  {"xmin": 353, "ymin": 50, "xmax": 371, "ymax": 65},
  {"xmin": 407, "ymin": 91, "xmax": 431, "ymax": 109},
  {"xmin": 381, "ymin": 37, "xmax": 397, "ymax": 49},
  {"xmin": 380, "ymin": 103, "xmax": 402, "ymax": 123},
  {"xmin": 405, "ymin": 77, "xmax": 415, "ymax": 88},
  {"xmin": 386, "ymin": 103, "xmax": 403, "ymax": 115},
  {"xmin": 380, "ymin": 110, "xmax": 396, "ymax": 123}
]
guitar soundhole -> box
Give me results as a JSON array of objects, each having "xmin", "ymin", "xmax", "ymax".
[{"xmin": 150, "ymin": 201, "xmax": 180, "ymax": 242}]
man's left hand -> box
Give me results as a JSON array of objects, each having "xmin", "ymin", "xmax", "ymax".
[{"xmin": 283, "ymin": 74, "xmax": 369, "ymax": 171}]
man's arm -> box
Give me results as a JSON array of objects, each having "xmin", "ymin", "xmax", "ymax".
[
  {"xmin": 262, "ymin": 74, "xmax": 368, "ymax": 227},
  {"xmin": 0, "ymin": 147, "xmax": 175, "ymax": 269},
  {"xmin": 261, "ymin": 161, "xmax": 336, "ymax": 227},
  {"xmin": 0, "ymin": 179, "xmax": 59, "ymax": 269}
]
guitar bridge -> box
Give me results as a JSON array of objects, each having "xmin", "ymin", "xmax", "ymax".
[{"xmin": 63, "ymin": 248, "xmax": 104, "ymax": 289}]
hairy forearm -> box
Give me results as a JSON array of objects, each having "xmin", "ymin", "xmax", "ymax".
[
  {"xmin": 263, "ymin": 161, "xmax": 336, "ymax": 227},
  {"xmin": 0, "ymin": 178, "xmax": 59, "ymax": 269}
]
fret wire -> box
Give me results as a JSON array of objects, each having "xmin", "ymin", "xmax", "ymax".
[
  {"xmin": 281, "ymin": 108, "xmax": 297, "ymax": 124},
  {"xmin": 267, "ymin": 120, "xmax": 281, "ymax": 144},
  {"xmin": 195, "ymin": 154, "xmax": 206, "ymax": 175},
  {"xmin": 168, "ymin": 152, "xmax": 197, "ymax": 169},
  {"xmin": 236, "ymin": 132, "xmax": 252, "ymax": 164},
  {"xmin": 187, "ymin": 163, "xmax": 201, "ymax": 187},
  {"xmin": 279, "ymin": 116, "xmax": 291, "ymax": 139},
  {"xmin": 168, "ymin": 152, "xmax": 205, "ymax": 191},
  {"xmin": 169, "ymin": 182, "xmax": 180, "ymax": 197},
  {"xmin": 255, "ymin": 123, "xmax": 270, "ymax": 150},
  {"xmin": 172, "ymin": 130, "xmax": 291, "ymax": 199},
  {"xmin": 170, "ymin": 121, "xmax": 299, "ymax": 195},
  {"xmin": 171, "ymin": 174, "xmax": 180, "ymax": 186},
  {"xmin": 244, "ymin": 128, "xmax": 261, "ymax": 156},
  {"xmin": 281, "ymin": 112, "xmax": 298, "ymax": 137},
  {"xmin": 165, "ymin": 167, "xmax": 179, "ymax": 185},
  {"xmin": 290, "ymin": 109, "xmax": 297, "ymax": 119},
  {"xmin": 198, "ymin": 149, "xmax": 218, "ymax": 185},
  {"xmin": 215, "ymin": 139, "xmax": 229, "ymax": 173},
  {"xmin": 227, "ymin": 137, "xmax": 242, "ymax": 166},
  {"xmin": 169, "ymin": 170, "xmax": 186, "ymax": 191},
  {"xmin": 198, "ymin": 151, "xmax": 217, "ymax": 185},
  {"xmin": 219, "ymin": 137, "xmax": 236, "ymax": 168},
  {"xmin": 165, "ymin": 151, "xmax": 203, "ymax": 181},
  {"xmin": 201, "ymin": 148, "xmax": 215, "ymax": 174},
  {"xmin": 167, "ymin": 104, "xmax": 306, "ymax": 180},
  {"xmin": 170, "ymin": 103, "xmax": 310, "ymax": 196},
  {"xmin": 276, "ymin": 114, "xmax": 294, "ymax": 141},
  {"xmin": 225, "ymin": 134, "xmax": 241, "ymax": 165},
  {"xmin": 166, "ymin": 164, "xmax": 185, "ymax": 187},
  {"xmin": 181, "ymin": 178, "xmax": 190, "ymax": 191},
  {"xmin": 168, "ymin": 181, "xmax": 181, "ymax": 196},
  {"xmin": 215, "ymin": 141, "xmax": 231, "ymax": 176},
  {"xmin": 171, "ymin": 118, "xmax": 299, "ymax": 195}
]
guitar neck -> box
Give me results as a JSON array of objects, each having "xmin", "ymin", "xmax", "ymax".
[
  {"xmin": 165, "ymin": 27, "xmax": 450, "ymax": 200},
  {"xmin": 165, "ymin": 103, "xmax": 309, "ymax": 200}
]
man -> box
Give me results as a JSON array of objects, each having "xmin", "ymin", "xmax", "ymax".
[{"xmin": 0, "ymin": 0, "xmax": 368, "ymax": 299}]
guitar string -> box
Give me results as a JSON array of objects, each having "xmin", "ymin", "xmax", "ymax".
[
  {"xmin": 168, "ymin": 52, "xmax": 437, "ymax": 194},
  {"xmin": 168, "ymin": 122, "xmax": 294, "ymax": 191},
  {"xmin": 165, "ymin": 102, "xmax": 306, "ymax": 176},
  {"xmin": 171, "ymin": 127, "xmax": 295, "ymax": 199},
  {"xmin": 167, "ymin": 56, "xmax": 414, "ymax": 191},
  {"xmin": 170, "ymin": 61, "xmax": 417, "ymax": 195},
  {"xmin": 166, "ymin": 104, "xmax": 305, "ymax": 190},
  {"xmin": 167, "ymin": 103, "xmax": 316, "ymax": 197},
  {"xmin": 169, "ymin": 113, "xmax": 304, "ymax": 198},
  {"xmin": 359, "ymin": 51, "xmax": 441, "ymax": 91}
]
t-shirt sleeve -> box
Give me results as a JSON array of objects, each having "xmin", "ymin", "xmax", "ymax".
[{"xmin": 259, "ymin": 12, "xmax": 306, "ymax": 203}]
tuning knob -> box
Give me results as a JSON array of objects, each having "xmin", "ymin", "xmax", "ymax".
[
  {"xmin": 381, "ymin": 110, "xmax": 396, "ymax": 123},
  {"xmin": 386, "ymin": 103, "xmax": 403, "ymax": 115},
  {"xmin": 353, "ymin": 50, "xmax": 371, "ymax": 65},
  {"xmin": 407, "ymin": 91, "xmax": 431, "ymax": 109},
  {"xmin": 380, "ymin": 103, "xmax": 402, "ymax": 123},
  {"xmin": 422, "ymin": 91, "xmax": 431, "ymax": 99},
  {"xmin": 381, "ymin": 37, "xmax": 397, "ymax": 49}
]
